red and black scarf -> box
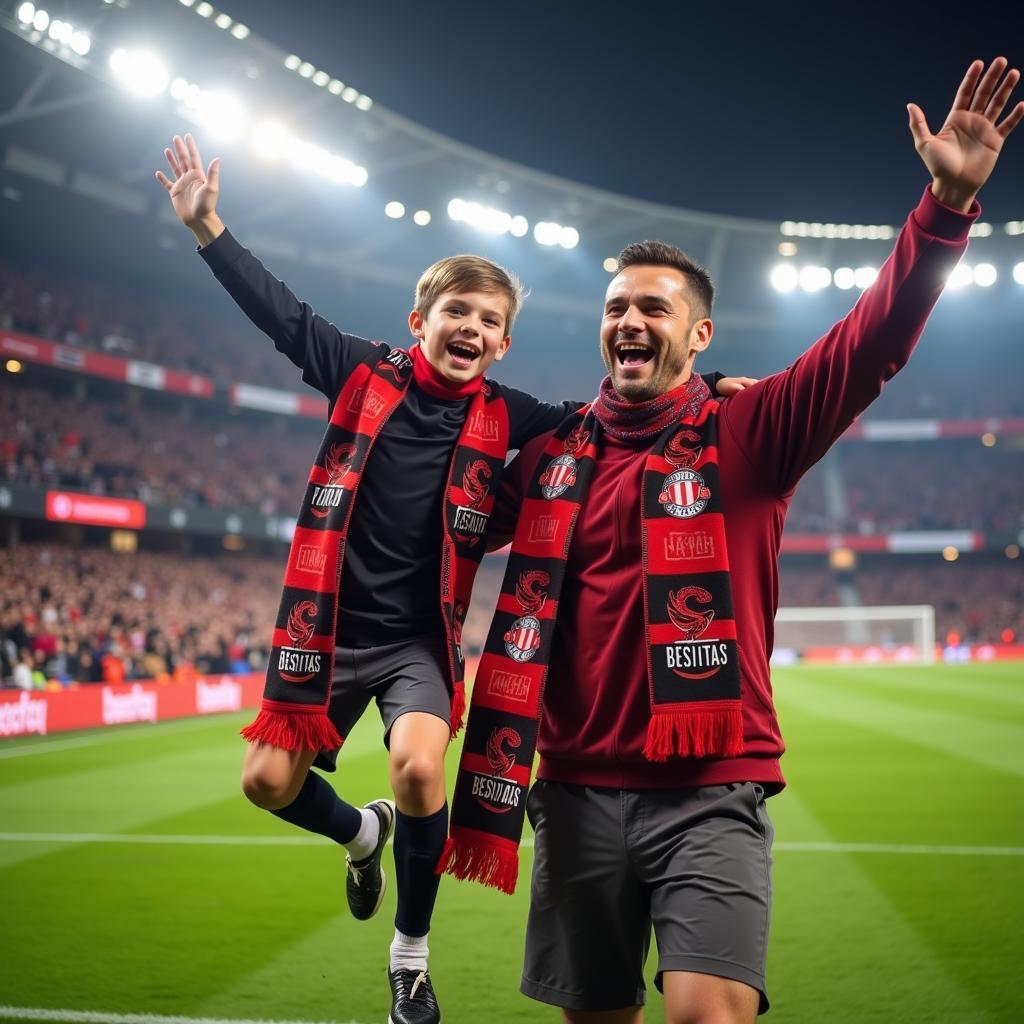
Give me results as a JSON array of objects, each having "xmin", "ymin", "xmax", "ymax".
[
  {"xmin": 440, "ymin": 375, "xmax": 743, "ymax": 893},
  {"xmin": 241, "ymin": 343, "xmax": 510, "ymax": 752}
]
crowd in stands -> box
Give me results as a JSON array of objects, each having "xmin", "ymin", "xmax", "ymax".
[
  {"xmin": 2, "ymin": 259, "xmax": 1022, "ymax": 418},
  {"xmin": 1, "ymin": 384, "xmax": 313, "ymax": 514},
  {"xmin": 3, "ymin": 375, "xmax": 1021, "ymax": 535},
  {"xmin": 777, "ymin": 559, "xmax": 1022, "ymax": 645},
  {"xmin": 0, "ymin": 544, "xmax": 278, "ymax": 689}
]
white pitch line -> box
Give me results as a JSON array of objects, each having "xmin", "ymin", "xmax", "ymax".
[
  {"xmin": 0, "ymin": 833, "xmax": 1022, "ymax": 856},
  {"xmin": 0, "ymin": 1008, "xmax": 365, "ymax": 1024}
]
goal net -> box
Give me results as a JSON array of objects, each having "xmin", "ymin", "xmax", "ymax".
[{"xmin": 772, "ymin": 605, "xmax": 936, "ymax": 665}]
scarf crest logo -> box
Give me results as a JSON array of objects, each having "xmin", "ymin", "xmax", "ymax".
[
  {"xmin": 453, "ymin": 459, "xmax": 492, "ymax": 544},
  {"xmin": 471, "ymin": 726, "xmax": 522, "ymax": 814},
  {"xmin": 665, "ymin": 586, "xmax": 729, "ymax": 680},
  {"xmin": 279, "ymin": 600, "xmax": 322, "ymax": 683},
  {"xmin": 538, "ymin": 427, "xmax": 585, "ymax": 500},
  {"xmin": 659, "ymin": 428, "xmax": 709, "ymax": 518},
  {"xmin": 503, "ymin": 571, "xmax": 548, "ymax": 663},
  {"xmin": 310, "ymin": 443, "xmax": 356, "ymax": 519}
]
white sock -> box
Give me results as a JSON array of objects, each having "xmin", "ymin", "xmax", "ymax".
[
  {"xmin": 344, "ymin": 808, "xmax": 380, "ymax": 861},
  {"xmin": 390, "ymin": 930, "xmax": 429, "ymax": 973}
]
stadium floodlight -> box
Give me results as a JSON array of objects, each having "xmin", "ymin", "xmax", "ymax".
[
  {"xmin": 603, "ymin": 257, "xmax": 617, "ymax": 272},
  {"xmin": 833, "ymin": 267, "xmax": 856, "ymax": 290},
  {"xmin": 178, "ymin": 0, "xmax": 196, "ymax": 6},
  {"xmin": 798, "ymin": 265, "xmax": 830, "ymax": 292},
  {"xmin": 230, "ymin": 23, "xmax": 249, "ymax": 39},
  {"xmin": 109, "ymin": 49, "xmax": 169, "ymax": 98},
  {"xmin": 973, "ymin": 263, "xmax": 997, "ymax": 287},
  {"xmin": 853, "ymin": 266, "xmax": 878, "ymax": 290},
  {"xmin": 341, "ymin": 86, "xmax": 358, "ymax": 103},
  {"xmin": 448, "ymin": 198, "xmax": 518, "ymax": 235},
  {"xmin": 196, "ymin": 91, "xmax": 247, "ymax": 143},
  {"xmin": 413, "ymin": 210, "xmax": 431, "ymax": 226},
  {"xmin": 170, "ymin": 77, "xmax": 188, "ymax": 100},
  {"xmin": 1014, "ymin": 262, "xmax": 1024, "ymax": 285},
  {"xmin": 559, "ymin": 226, "xmax": 580, "ymax": 249},
  {"xmin": 48, "ymin": 19, "xmax": 73, "ymax": 44},
  {"xmin": 312, "ymin": 70, "xmax": 330, "ymax": 87},
  {"xmin": 946, "ymin": 262, "xmax": 973, "ymax": 289},
  {"xmin": 195, "ymin": 1, "xmax": 213, "ymax": 17},
  {"xmin": 32, "ymin": 7, "xmax": 49, "ymax": 31},
  {"xmin": 968, "ymin": 222, "xmax": 993, "ymax": 237},
  {"xmin": 328, "ymin": 79, "xmax": 344, "ymax": 95},
  {"xmin": 70, "ymin": 30, "xmax": 91, "ymax": 55},
  {"xmin": 1006, "ymin": 221, "xmax": 1024, "ymax": 235},
  {"xmin": 769, "ymin": 263, "xmax": 799, "ymax": 293},
  {"xmin": 284, "ymin": 54, "xmax": 301, "ymax": 70},
  {"xmin": 355, "ymin": 94, "xmax": 373, "ymax": 111},
  {"xmin": 384, "ymin": 201, "xmax": 405, "ymax": 219},
  {"xmin": 298, "ymin": 62, "xmax": 315, "ymax": 78},
  {"xmin": 214, "ymin": 12, "xmax": 232, "ymax": 29},
  {"xmin": 251, "ymin": 119, "xmax": 288, "ymax": 159},
  {"xmin": 509, "ymin": 215, "xmax": 529, "ymax": 238},
  {"xmin": 17, "ymin": 3, "xmax": 35, "ymax": 25},
  {"xmin": 351, "ymin": 165, "xmax": 368, "ymax": 187}
]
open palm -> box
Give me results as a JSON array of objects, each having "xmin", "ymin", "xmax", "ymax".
[
  {"xmin": 155, "ymin": 133, "xmax": 220, "ymax": 227},
  {"xmin": 909, "ymin": 58, "xmax": 1023, "ymax": 204}
]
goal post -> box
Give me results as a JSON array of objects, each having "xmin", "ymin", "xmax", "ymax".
[{"xmin": 773, "ymin": 605, "xmax": 936, "ymax": 665}]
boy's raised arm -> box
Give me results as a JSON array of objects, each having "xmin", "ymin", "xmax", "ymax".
[{"xmin": 156, "ymin": 133, "xmax": 371, "ymax": 398}]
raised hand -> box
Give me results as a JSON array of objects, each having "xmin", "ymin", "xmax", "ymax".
[
  {"xmin": 908, "ymin": 58, "xmax": 1024, "ymax": 212},
  {"xmin": 154, "ymin": 133, "xmax": 223, "ymax": 242}
]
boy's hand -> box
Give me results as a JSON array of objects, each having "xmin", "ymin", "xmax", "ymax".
[
  {"xmin": 908, "ymin": 58, "xmax": 1023, "ymax": 213},
  {"xmin": 154, "ymin": 133, "xmax": 224, "ymax": 246},
  {"xmin": 716, "ymin": 375, "xmax": 758, "ymax": 397}
]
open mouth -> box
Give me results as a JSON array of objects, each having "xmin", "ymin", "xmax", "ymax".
[
  {"xmin": 615, "ymin": 341, "xmax": 655, "ymax": 368},
  {"xmin": 446, "ymin": 341, "xmax": 481, "ymax": 368}
]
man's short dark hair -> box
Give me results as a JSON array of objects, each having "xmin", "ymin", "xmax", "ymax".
[{"xmin": 616, "ymin": 241, "xmax": 714, "ymax": 321}]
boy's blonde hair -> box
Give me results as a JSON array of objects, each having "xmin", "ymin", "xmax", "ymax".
[{"xmin": 414, "ymin": 254, "xmax": 525, "ymax": 332}]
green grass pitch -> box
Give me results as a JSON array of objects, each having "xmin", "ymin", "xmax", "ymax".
[{"xmin": 1, "ymin": 663, "xmax": 1022, "ymax": 1023}]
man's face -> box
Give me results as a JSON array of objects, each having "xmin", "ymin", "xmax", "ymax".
[
  {"xmin": 409, "ymin": 290, "xmax": 511, "ymax": 384},
  {"xmin": 599, "ymin": 265, "xmax": 711, "ymax": 402}
]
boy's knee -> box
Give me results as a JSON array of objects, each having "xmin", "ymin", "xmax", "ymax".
[
  {"xmin": 240, "ymin": 762, "xmax": 298, "ymax": 810},
  {"xmin": 391, "ymin": 752, "xmax": 443, "ymax": 796}
]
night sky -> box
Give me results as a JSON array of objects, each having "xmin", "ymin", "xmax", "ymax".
[{"xmin": 224, "ymin": 0, "xmax": 1024, "ymax": 223}]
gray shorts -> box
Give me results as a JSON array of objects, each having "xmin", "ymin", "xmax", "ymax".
[
  {"xmin": 312, "ymin": 633, "xmax": 451, "ymax": 772},
  {"xmin": 521, "ymin": 780, "xmax": 773, "ymax": 1013}
]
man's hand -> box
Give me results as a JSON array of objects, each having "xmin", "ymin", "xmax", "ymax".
[
  {"xmin": 154, "ymin": 133, "xmax": 224, "ymax": 246},
  {"xmin": 908, "ymin": 58, "xmax": 1023, "ymax": 213},
  {"xmin": 717, "ymin": 375, "xmax": 758, "ymax": 397}
]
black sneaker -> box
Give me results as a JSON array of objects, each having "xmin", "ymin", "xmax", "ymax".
[
  {"xmin": 345, "ymin": 798, "xmax": 395, "ymax": 921},
  {"xmin": 388, "ymin": 967, "xmax": 440, "ymax": 1024}
]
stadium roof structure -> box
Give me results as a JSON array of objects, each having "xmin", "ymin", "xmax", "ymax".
[{"xmin": 1, "ymin": 0, "xmax": 1022, "ymax": 362}]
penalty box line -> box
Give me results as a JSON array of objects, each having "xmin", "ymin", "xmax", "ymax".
[{"xmin": 0, "ymin": 833, "xmax": 1022, "ymax": 856}]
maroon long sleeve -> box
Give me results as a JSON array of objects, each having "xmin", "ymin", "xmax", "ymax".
[{"xmin": 489, "ymin": 187, "xmax": 976, "ymax": 790}]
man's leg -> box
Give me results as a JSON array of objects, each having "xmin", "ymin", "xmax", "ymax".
[
  {"xmin": 661, "ymin": 972, "xmax": 759, "ymax": 1024},
  {"xmin": 564, "ymin": 1010, "xmax": 643, "ymax": 1024},
  {"xmin": 639, "ymin": 783, "xmax": 773, "ymax": 1022}
]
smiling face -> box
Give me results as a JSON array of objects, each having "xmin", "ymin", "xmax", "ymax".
[
  {"xmin": 600, "ymin": 264, "xmax": 713, "ymax": 402},
  {"xmin": 409, "ymin": 290, "xmax": 512, "ymax": 383}
]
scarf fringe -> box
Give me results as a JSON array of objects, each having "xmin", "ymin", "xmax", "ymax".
[
  {"xmin": 643, "ymin": 707, "xmax": 744, "ymax": 762},
  {"xmin": 449, "ymin": 681, "xmax": 466, "ymax": 739},
  {"xmin": 436, "ymin": 835, "xmax": 519, "ymax": 895},
  {"xmin": 240, "ymin": 705, "xmax": 343, "ymax": 752}
]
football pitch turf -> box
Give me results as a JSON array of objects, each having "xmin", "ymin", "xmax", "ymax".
[{"xmin": 1, "ymin": 663, "xmax": 1021, "ymax": 1023}]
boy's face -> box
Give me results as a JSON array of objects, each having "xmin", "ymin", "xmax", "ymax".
[{"xmin": 409, "ymin": 290, "xmax": 512, "ymax": 383}]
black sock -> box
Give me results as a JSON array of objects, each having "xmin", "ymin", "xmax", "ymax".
[
  {"xmin": 393, "ymin": 802, "xmax": 448, "ymax": 937},
  {"xmin": 270, "ymin": 771, "xmax": 363, "ymax": 845}
]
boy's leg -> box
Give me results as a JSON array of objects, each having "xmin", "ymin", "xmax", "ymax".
[{"xmin": 239, "ymin": 649, "xmax": 396, "ymax": 918}]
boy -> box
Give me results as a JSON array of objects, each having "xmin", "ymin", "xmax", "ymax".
[{"xmin": 156, "ymin": 132, "xmax": 746, "ymax": 1024}]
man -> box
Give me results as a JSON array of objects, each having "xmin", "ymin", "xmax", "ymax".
[{"xmin": 442, "ymin": 58, "xmax": 1022, "ymax": 1022}]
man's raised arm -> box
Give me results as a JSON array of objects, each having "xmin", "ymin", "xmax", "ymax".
[
  {"xmin": 155, "ymin": 133, "xmax": 368, "ymax": 398},
  {"xmin": 721, "ymin": 58, "xmax": 1023, "ymax": 496}
]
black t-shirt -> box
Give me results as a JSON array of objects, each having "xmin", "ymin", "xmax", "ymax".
[{"xmin": 199, "ymin": 230, "xmax": 581, "ymax": 644}]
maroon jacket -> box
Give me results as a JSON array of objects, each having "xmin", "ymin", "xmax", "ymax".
[{"xmin": 487, "ymin": 187, "xmax": 976, "ymax": 791}]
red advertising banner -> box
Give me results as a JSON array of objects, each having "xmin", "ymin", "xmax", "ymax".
[
  {"xmin": 0, "ymin": 674, "xmax": 264, "ymax": 740},
  {"xmin": 45, "ymin": 491, "xmax": 147, "ymax": 529}
]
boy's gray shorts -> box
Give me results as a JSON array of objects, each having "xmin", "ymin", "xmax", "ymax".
[
  {"xmin": 312, "ymin": 633, "xmax": 451, "ymax": 772},
  {"xmin": 521, "ymin": 780, "xmax": 773, "ymax": 1013}
]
